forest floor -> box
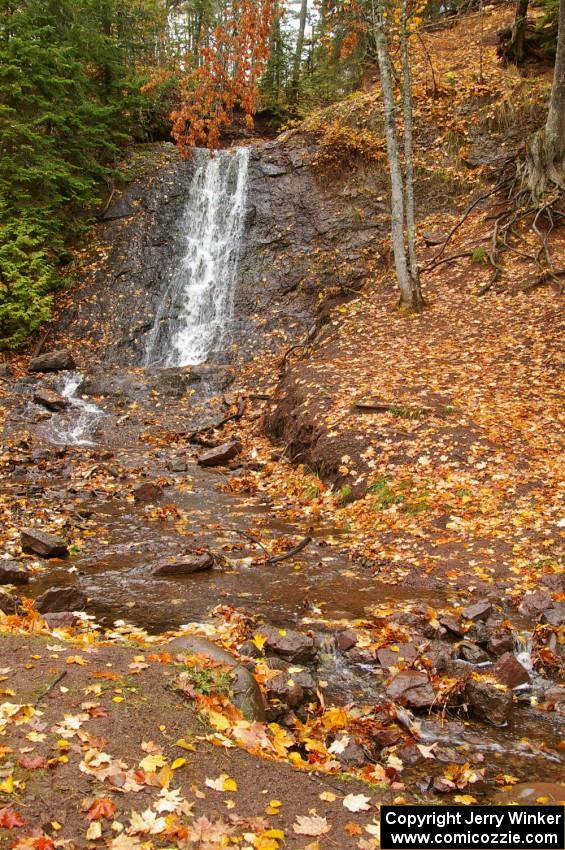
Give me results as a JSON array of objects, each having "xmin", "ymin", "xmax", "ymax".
[{"xmin": 0, "ymin": 4, "xmax": 564, "ymax": 849}]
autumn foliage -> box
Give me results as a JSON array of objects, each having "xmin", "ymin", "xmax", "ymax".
[{"xmin": 170, "ymin": 0, "xmax": 277, "ymax": 154}]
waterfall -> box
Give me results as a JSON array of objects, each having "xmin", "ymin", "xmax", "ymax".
[
  {"xmin": 39, "ymin": 373, "xmax": 104, "ymax": 446},
  {"xmin": 144, "ymin": 147, "xmax": 249, "ymax": 367}
]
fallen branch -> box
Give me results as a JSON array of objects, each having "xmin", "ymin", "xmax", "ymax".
[
  {"xmin": 267, "ymin": 535, "xmax": 313, "ymax": 564},
  {"xmin": 187, "ymin": 397, "xmax": 245, "ymax": 443},
  {"xmin": 35, "ymin": 670, "xmax": 67, "ymax": 706},
  {"xmin": 421, "ymin": 177, "xmax": 513, "ymax": 271},
  {"xmin": 237, "ymin": 530, "xmax": 271, "ymax": 560}
]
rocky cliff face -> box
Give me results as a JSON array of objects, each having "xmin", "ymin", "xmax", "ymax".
[{"xmin": 54, "ymin": 135, "xmax": 386, "ymax": 366}]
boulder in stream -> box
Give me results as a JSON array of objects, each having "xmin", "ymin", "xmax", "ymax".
[
  {"xmin": 35, "ymin": 586, "xmax": 87, "ymax": 613},
  {"xmin": 492, "ymin": 652, "xmax": 530, "ymax": 689},
  {"xmin": 255, "ymin": 625, "xmax": 316, "ymax": 664},
  {"xmin": 487, "ymin": 626, "xmax": 515, "ymax": 657},
  {"xmin": 133, "ymin": 482, "xmax": 163, "ymax": 503},
  {"xmin": 386, "ymin": 671, "xmax": 435, "ymax": 708},
  {"xmin": 0, "ymin": 562, "xmax": 30, "ymax": 585},
  {"xmin": 21, "ymin": 528, "xmax": 68, "ymax": 558},
  {"xmin": 542, "ymin": 603, "xmax": 565, "ymax": 627},
  {"xmin": 32, "ymin": 388, "xmax": 69, "ymax": 412},
  {"xmin": 152, "ymin": 552, "xmax": 214, "ymax": 576},
  {"xmin": 461, "ymin": 600, "xmax": 493, "ymax": 621},
  {"xmin": 167, "ymin": 634, "xmax": 265, "ymax": 722},
  {"xmin": 29, "ymin": 349, "xmax": 75, "ymax": 373},
  {"xmin": 198, "ymin": 440, "xmax": 242, "ymax": 467},
  {"xmin": 465, "ymin": 677, "xmax": 513, "ymax": 726},
  {"xmin": 519, "ymin": 589, "xmax": 553, "ymax": 619}
]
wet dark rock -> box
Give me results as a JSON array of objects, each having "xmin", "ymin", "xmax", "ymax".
[
  {"xmin": 0, "ymin": 590, "xmax": 20, "ymax": 613},
  {"xmin": 264, "ymin": 670, "xmax": 304, "ymax": 709},
  {"xmin": 461, "ymin": 600, "xmax": 493, "ymax": 622},
  {"xmin": 519, "ymin": 589, "xmax": 553, "ymax": 619},
  {"xmin": 238, "ymin": 640, "xmax": 263, "ymax": 659},
  {"xmin": 492, "ymin": 652, "xmax": 530, "ymax": 689},
  {"xmin": 439, "ymin": 615, "xmax": 463, "ymax": 637},
  {"xmin": 32, "ymin": 388, "xmax": 69, "ymax": 412},
  {"xmin": 21, "ymin": 528, "xmax": 68, "ymax": 558},
  {"xmin": 421, "ymin": 641, "xmax": 453, "ymax": 672},
  {"xmin": 377, "ymin": 643, "xmax": 419, "ymax": 669},
  {"xmin": 336, "ymin": 629, "xmax": 358, "ymax": 652},
  {"xmin": 198, "ymin": 441, "xmax": 242, "ymax": 467},
  {"xmin": 386, "ymin": 671, "xmax": 435, "ymax": 708},
  {"xmin": 434, "ymin": 746, "xmax": 467, "ymax": 764},
  {"xmin": 43, "ymin": 611, "xmax": 80, "ymax": 629},
  {"xmin": 35, "ymin": 586, "xmax": 87, "ymax": 613},
  {"xmin": 29, "ymin": 349, "xmax": 75, "ymax": 373},
  {"xmin": 150, "ymin": 367, "xmax": 201, "ymax": 397},
  {"xmin": 372, "ymin": 726, "xmax": 403, "ymax": 748},
  {"xmin": 151, "ymin": 552, "xmax": 214, "ymax": 576},
  {"xmin": 465, "ymin": 678, "xmax": 513, "ymax": 726},
  {"xmin": 256, "ymin": 625, "xmax": 316, "ymax": 664},
  {"xmin": 0, "ymin": 562, "xmax": 30, "ymax": 585},
  {"xmin": 331, "ymin": 735, "xmax": 366, "ymax": 768},
  {"xmin": 169, "ymin": 456, "xmax": 188, "ymax": 472},
  {"xmin": 487, "ymin": 627, "xmax": 515, "ymax": 657},
  {"xmin": 542, "ymin": 604, "xmax": 565, "ymax": 627},
  {"xmin": 133, "ymin": 482, "xmax": 163, "ymax": 503},
  {"xmin": 397, "ymin": 743, "xmax": 425, "ymax": 766},
  {"xmin": 459, "ymin": 640, "xmax": 489, "ymax": 664},
  {"xmin": 167, "ymin": 634, "xmax": 265, "ymax": 722},
  {"xmin": 466, "ymin": 619, "xmax": 494, "ymax": 645},
  {"xmin": 433, "ymin": 776, "xmax": 456, "ymax": 793},
  {"xmin": 445, "ymin": 659, "xmax": 476, "ymax": 679},
  {"xmin": 259, "ymin": 162, "xmax": 287, "ymax": 177}
]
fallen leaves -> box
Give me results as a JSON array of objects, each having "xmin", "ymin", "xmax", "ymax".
[
  {"xmin": 87, "ymin": 798, "xmax": 116, "ymax": 821},
  {"xmin": 343, "ymin": 794, "xmax": 371, "ymax": 813},
  {"xmin": 205, "ymin": 773, "xmax": 238, "ymax": 792},
  {"xmin": 293, "ymin": 815, "xmax": 331, "ymax": 836},
  {"xmin": 0, "ymin": 806, "xmax": 25, "ymax": 828}
]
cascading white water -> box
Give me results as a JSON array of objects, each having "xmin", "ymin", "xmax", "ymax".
[
  {"xmin": 144, "ymin": 147, "xmax": 249, "ymax": 367},
  {"xmin": 40, "ymin": 373, "xmax": 104, "ymax": 446}
]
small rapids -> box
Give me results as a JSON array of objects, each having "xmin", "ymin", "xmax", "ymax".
[
  {"xmin": 39, "ymin": 373, "xmax": 105, "ymax": 446},
  {"xmin": 144, "ymin": 147, "xmax": 249, "ymax": 367}
]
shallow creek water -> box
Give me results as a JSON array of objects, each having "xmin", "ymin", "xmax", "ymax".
[{"xmin": 18, "ymin": 436, "xmax": 564, "ymax": 793}]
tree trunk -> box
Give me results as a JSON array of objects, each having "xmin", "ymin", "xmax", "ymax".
[
  {"xmin": 527, "ymin": 0, "xmax": 565, "ymax": 194},
  {"xmin": 507, "ymin": 0, "xmax": 529, "ymax": 65},
  {"xmin": 290, "ymin": 0, "xmax": 308, "ymax": 103},
  {"xmin": 371, "ymin": 0, "xmax": 422, "ymax": 311},
  {"xmin": 400, "ymin": 0, "xmax": 423, "ymax": 304}
]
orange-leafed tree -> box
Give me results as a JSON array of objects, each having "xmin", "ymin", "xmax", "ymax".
[{"xmin": 170, "ymin": 0, "xmax": 277, "ymax": 154}]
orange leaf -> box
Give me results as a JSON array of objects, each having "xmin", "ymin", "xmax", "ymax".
[{"xmin": 87, "ymin": 798, "xmax": 116, "ymax": 821}]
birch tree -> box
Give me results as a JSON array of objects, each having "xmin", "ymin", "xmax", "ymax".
[
  {"xmin": 370, "ymin": 0, "xmax": 423, "ymax": 311},
  {"xmin": 290, "ymin": 0, "xmax": 309, "ymax": 102}
]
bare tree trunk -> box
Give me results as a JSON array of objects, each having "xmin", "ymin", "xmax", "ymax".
[
  {"xmin": 508, "ymin": 0, "xmax": 530, "ymax": 65},
  {"xmin": 528, "ymin": 0, "xmax": 565, "ymax": 194},
  {"xmin": 400, "ymin": 0, "xmax": 422, "ymax": 303},
  {"xmin": 290, "ymin": 0, "xmax": 308, "ymax": 103},
  {"xmin": 371, "ymin": 0, "xmax": 422, "ymax": 311}
]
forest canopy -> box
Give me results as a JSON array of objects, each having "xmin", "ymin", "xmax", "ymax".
[{"xmin": 0, "ymin": 0, "xmax": 561, "ymax": 347}]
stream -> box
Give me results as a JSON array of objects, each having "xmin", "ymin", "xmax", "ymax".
[{"xmin": 6, "ymin": 146, "xmax": 564, "ymax": 801}]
